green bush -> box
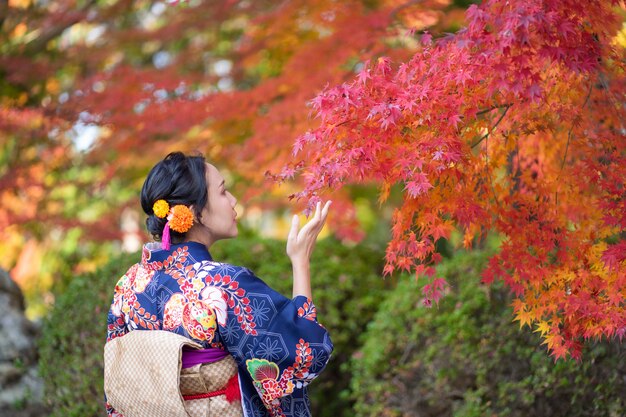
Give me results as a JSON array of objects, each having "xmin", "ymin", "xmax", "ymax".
[
  {"xmin": 351, "ymin": 250, "xmax": 626, "ymax": 417},
  {"xmin": 39, "ymin": 236, "xmax": 390, "ymax": 417},
  {"xmin": 38, "ymin": 251, "xmax": 138, "ymax": 417}
]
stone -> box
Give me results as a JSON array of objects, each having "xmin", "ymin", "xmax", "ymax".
[{"xmin": 0, "ymin": 268, "xmax": 49, "ymax": 417}]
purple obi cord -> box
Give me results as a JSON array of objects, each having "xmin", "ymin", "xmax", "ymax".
[{"xmin": 182, "ymin": 346, "xmax": 229, "ymax": 369}]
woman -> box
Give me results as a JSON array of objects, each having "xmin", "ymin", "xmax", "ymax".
[{"xmin": 104, "ymin": 152, "xmax": 333, "ymax": 417}]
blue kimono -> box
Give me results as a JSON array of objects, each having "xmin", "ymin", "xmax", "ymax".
[{"xmin": 106, "ymin": 241, "xmax": 333, "ymax": 417}]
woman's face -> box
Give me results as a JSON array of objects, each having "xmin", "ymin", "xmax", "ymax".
[{"xmin": 196, "ymin": 163, "xmax": 238, "ymax": 246}]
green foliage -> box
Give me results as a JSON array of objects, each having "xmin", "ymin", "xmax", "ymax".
[
  {"xmin": 39, "ymin": 236, "xmax": 389, "ymax": 417},
  {"xmin": 38, "ymin": 251, "xmax": 139, "ymax": 417},
  {"xmin": 351, "ymin": 250, "xmax": 626, "ymax": 417},
  {"xmin": 42, "ymin": 237, "xmax": 624, "ymax": 417}
]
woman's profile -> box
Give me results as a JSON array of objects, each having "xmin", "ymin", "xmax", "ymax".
[{"xmin": 104, "ymin": 152, "xmax": 333, "ymax": 417}]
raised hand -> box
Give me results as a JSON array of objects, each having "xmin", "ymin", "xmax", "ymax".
[
  {"xmin": 286, "ymin": 201, "xmax": 332, "ymax": 264},
  {"xmin": 286, "ymin": 201, "xmax": 331, "ymax": 299}
]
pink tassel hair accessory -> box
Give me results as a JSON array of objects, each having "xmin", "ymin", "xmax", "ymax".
[{"xmin": 162, "ymin": 221, "xmax": 171, "ymax": 250}]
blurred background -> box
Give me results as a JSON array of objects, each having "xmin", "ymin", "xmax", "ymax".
[
  {"xmin": 0, "ymin": 0, "xmax": 624, "ymax": 416},
  {"xmin": 0, "ymin": 0, "xmax": 477, "ymax": 318}
]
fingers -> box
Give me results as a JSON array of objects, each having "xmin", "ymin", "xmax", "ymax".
[
  {"xmin": 313, "ymin": 200, "xmax": 331, "ymax": 226},
  {"xmin": 321, "ymin": 200, "xmax": 331, "ymax": 221},
  {"xmin": 314, "ymin": 201, "xmax": 322, "ymax": 221},
  {"xmin": 303, "ymin": 200, "xmax": 331, "ymax": 235},
  {"xmin": 287, "ymin": 201, "xmax": 331, "ymax": 261},
  {"xmin": 292, "ymin": 200, "xmax": 332, "ymax": 241}
]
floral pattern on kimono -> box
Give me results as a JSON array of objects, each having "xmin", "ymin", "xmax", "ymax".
[{"xmin": 106, "ymin": 241, "xmax": 333, "ymax": 417}]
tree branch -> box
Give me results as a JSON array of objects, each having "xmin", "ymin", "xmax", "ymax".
[
  {"xmin": 471, "ymin": 104, "xmax": 511, "ymax": 148},
  {"xmin": 485, "ymin": 130, "xmax": 502, "ymax": 210},
  {"xmin": 476, "ymin": 103, "xmax": 513, "ymax": 116},
  {"xmin": 23, "ymin": 0, "xmax": 97, "ymax": 55},
  {"xmin": 555, "ymin": 81, "xmax": 593, "ymax": 207},
  {"xmin": 389, "ymin": 0, "xmax": 426, "ymax": 20},
  {"xmin": 558, "ymin": 82, "xmax": 593, "ymax": 174}
]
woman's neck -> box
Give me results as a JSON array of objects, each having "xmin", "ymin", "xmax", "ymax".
[{"xmin": 184, "ymin": 225, "xmax": 214, "ymax": 250}]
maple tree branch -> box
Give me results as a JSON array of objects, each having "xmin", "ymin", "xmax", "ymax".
[
  {"xmin": 476, "ymin": 103, "xmax": 513, "ymax": 116},
  {"xmin": 335, "ymin": 118, "xmax": 356, "ymax": 128},
  {"xmin": 597, "ymin": 70, "xmax": 625, "ymax": 129},
  {"xmin": 555, "ymin": 81, "xmax": 593, "ymax": 208},
  {"xmin": 559, "ymin": 82, "xmax": 593, "ymax": 174},
  {"xmin": 471, "ymin": 105, "xmax": 511, "ymax": 148},
  {"xmin": 389, "ymin": 0, "xmax": 426, "ymax": 20},
  {"xmin": 22, "ymin": 0, "xmax": 97, "ymax": 55},
  {"xmin": 484, "ymin": 132, "xmax": 502, "ymax": 210}
]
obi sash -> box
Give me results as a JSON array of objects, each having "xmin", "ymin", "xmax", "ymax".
[{"xmin": 182, "ymin": 346, "xmax": 229, "ymax": 369}]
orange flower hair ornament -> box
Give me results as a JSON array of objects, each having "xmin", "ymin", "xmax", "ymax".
[{"xmin": 153, "ymin": 200, "xmax": 194, "ymax": 250}]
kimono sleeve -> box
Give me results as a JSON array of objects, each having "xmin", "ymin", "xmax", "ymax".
[
  {"xmin": 105, "ymin": 279, "xmax": 127, "ymax": 417},
  {"xmin": 105, "ymin": 401, "xmax": 124, "ymax": 417},
  {"xmin": 213, "ymin": 267, "xmax": 334, "ymax": 413}
]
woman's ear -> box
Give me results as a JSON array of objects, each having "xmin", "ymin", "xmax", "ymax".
[{"xmin": 190, "ymin": 205, "xmax": 202, "ymax": 224}]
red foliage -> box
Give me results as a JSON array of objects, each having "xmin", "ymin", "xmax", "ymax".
[
  {"xmin": 2, "ymin": 0, "xmax": 624, "ymax": 358},
  {"xmin": 280, "ymin": 0, "xmax": 626, "ymax": 359}
]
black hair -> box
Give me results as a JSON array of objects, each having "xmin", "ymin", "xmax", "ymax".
[{"xmin": 140, "ymin": 152, "xmax": 208, "ymax": 243}]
